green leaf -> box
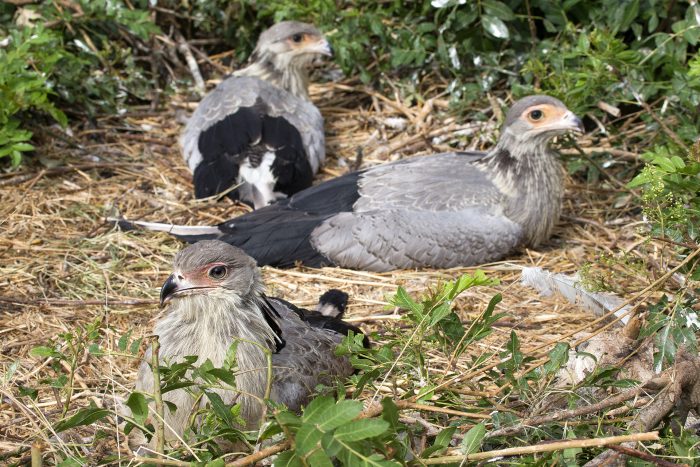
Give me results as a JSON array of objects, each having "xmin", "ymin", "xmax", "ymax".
[
  {"xmin": 652, "ymin": 156, "xmax": 677, "ymax": 172},
  {"xmin": 54, "ymin": 408, "xmax": 111, "ymax": 432},
  {"xmin": 334, "ymin": 418, "xmax": 390, "ymax": 441},
  {"xmin": 304, "ymin": 449, "xmax": 334, "ymax": 467},
  {"xmin": 482, "ymin": 0, "xmax": 515, "ymax": 21},
  {"xmin": 204, "ymin": 391, "xmax": 237, "ymax": 427},
  {"xmin": 381, "ymin": 397, "xmax": 399, "ymax": 429},
  {"xmin": 429, "ymin": 303, "xmax": 453, "ymax": 326},
  {"xmin": 544, "ymin": 342, "xmax": 570, "ymax": 375},
  {"xmin": 422, "ymin": 426, "xmax": 456, "ymax": 457},
  {"xmin": 302, "ymin": 396, "xmax": 335, "ymax": 424},
  {"xmin": 434, "ymin": 425, "xmax": 457, "ymax": 447},
  {"xmin": 30, "ymin": 346, "xmax": 60, "ymax": 358},
  {"xmin": 206, "ymin": 368, "xmax": 237, "ymax": 387},
  {"xmin": 125, "ymin": 392, "xmax": 149, "ymax": 427},
  {"xmin": 481, "ymin": 15, "xmax": 509, "ymax": 39},
  {"xmin": 461, "ymin": 422, "xmax": 486, "ymax": 454},
  {"xmin": 317, "ymin": 400, "xmax": 363, "ymax": 431},
  {"xmin": 118, "ymin": 330, "xmax": 132, "ymax": 352},
  {"xmin": 390, "ymin": 287, "xmax": 422, "ymax": 316},
  {"xmin": 10, "ymin": 142, "xmax": 34, "ymax": 152},
  {"xmin": 296, "ymin": 424, "xmax": 324, "ymax": 455},
  {"xmin": 274, "ymin": 451, "xmax": 303, "ymax": 467}
]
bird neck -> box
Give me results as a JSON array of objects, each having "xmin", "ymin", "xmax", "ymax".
[
  {"xmin": 153, "ymin": 286, "xmax": 276, "ymax": 427},
  {"xmin": 235, "ymin": 50, "xmax": 311, "ymax": 100},
  {"xmin": 481, "ymin": 131, "xmax": 564, "ymax": 246}
]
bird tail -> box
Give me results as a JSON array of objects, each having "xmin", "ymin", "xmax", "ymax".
[
  {"xmin": 315, "ymin": 289, "xmax": 349, "ymax": 318},
  {"xmin": 107, "ymin": 217, "xmax": 223, "ymax": 241}
]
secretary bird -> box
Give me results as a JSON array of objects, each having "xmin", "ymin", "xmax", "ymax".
[
  {"xmin": 182, "ymin": 22, "xmax": 332, "ymax": 208},
  {"xmin": 121, "ymin": 95, "xmax": 584, "ymax": 271},
  {"xmin": 128, "ymin": 240, "xmax": 365, "ymax": 446}
]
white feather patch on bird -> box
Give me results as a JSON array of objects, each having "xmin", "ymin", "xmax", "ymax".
[
  {"xmin": 239, "ymin": 151, "xmax": 281, "ymax": 208},
  {"xmin": 520, "ymin": 266, "xmax": 630, "ymax": 325}
]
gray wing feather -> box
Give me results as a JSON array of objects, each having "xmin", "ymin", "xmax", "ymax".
[
  {"xmin": 311, "ymin": 207, "xmax": 523, "ymax": 271},
  {"xmin": 269, "ymin": 301, "xmax": 353, "ymax": 411},
  {"xmin": 356, "ymin": 152, "xmax": 504, "ymax": 212},
  {"xmin": 180, "ymin": 76, "xmax": 325, "ymax": 173}
]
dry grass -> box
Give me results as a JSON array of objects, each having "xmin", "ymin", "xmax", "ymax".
[{"xmin": 0, "ymin": 72, "xmax": 667, "ymax": 463}]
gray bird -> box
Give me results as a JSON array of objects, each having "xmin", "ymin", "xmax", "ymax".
[
  {"xmin": 181, "ymin": 21, "xmax": 332, "ymax": 208},
  {"xmin": 123, "ymin": 95, "xmax": 584, "ymax": 271},
  {"xmin": 130, "ymin": 240, "xmax": 363, "ymax": 445}
]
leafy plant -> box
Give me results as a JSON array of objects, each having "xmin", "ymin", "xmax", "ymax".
[
  {"xmin": 0, "ymin": 27, "xmax": 67, "ymax": 165},
  {"xmin": 0, "ymin": 1, "xmax": 158, "ymax": 166},
  {"xmin": 270, "ymin": 396, "xmax": 400, "ymax": 466}
]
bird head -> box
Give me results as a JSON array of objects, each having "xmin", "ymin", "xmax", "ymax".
[
  {"xmin": 502, "ymin": 95, "xmax": 584, "ymax": 143},
  {"xmin": 252, "ymin": 21, "xmax": 333, "ymax": 68},
  {"xmin": 160, "ymin": 240, "xmax": 260, "ymax": 307}
]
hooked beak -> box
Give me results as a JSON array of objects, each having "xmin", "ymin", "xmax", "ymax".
[
  {"xmin": 159, "ymin": 273, "xmax": 216, "ymax": 306},
  {"xmin": 313, "ymin": 38, "xmax": 333, "ymax": 57},
  {"xmin": 563, "ymin": 111, "xmax": 585, "ymax": 134},
  {"xmin": 532, "ymin": 110, "xmax": 585, "ymax": 136},
  {"xmin": 160, "ymin": 274, "xmax": 179, "ymax": 307}
]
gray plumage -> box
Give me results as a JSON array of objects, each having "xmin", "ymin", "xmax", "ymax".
[
  {"xmin": 181, "ymin": 76, "xmax": 325, "ymax": 177},
  {"xmin": 129, "ymin": 241, "xmax": 359, "ymax": 446},
  {"xmin": 120, "ymin": 95, "xmax": 584, "ymax": 271},
  {"xmin": 180, "ymin": 21, "xmax": 330, "ymax": 208}
]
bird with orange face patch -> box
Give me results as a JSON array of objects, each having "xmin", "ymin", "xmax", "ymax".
[
  {"xmin": 133, "ymin": 96, "xmax": 584, "ymax": 271},
  {"xmin": 181, "ymin": 22, "xmax": 332, "ymax": 209}
]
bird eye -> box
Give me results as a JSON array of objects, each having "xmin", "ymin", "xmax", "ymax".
[
  {"xmin": 291, "ymin": 33, "xmax": 303, "ymax": 43},
  {"xmin": 208, "ymin": 265, "xmax": 227, "ymax": 280},
  {"xmin": 529, "ymin": 109, "xmax": 544, "ymax": 121}
]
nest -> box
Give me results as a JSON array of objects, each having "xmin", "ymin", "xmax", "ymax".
[{"xmin": 0, "ymin": 71, "xmax": 671, "ymax": 462}]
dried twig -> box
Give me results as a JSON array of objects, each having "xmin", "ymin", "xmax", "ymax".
[
  {"xmin": 174, "ymin": 31, "xmax": 205, "ymax": 96},
  {"xmin": 608, "ymin": 444, "xmax": 686, "ymax": 467},
  {"xmin": 485, "ymin": 382, "xmax": 664, "ymax": 439},
  {"xmin": 0, "ymin": 297, "xmax": 157, "ymax": 307},
  {"xmin": 422, "ymin": 431, "xmax": 659, "ymax": 464}
]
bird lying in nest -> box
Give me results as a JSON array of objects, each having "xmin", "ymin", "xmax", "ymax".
[
  {"xmin": 128, "ymin": 240, "xmax": 365, "ymax": 447},
  {"xmin": 181, "ymin": 21, "xmax": 332, "ymax": 208},
  {"xmin": 123, "ymin": 95, "xmax": 583, "ymax": 271}
]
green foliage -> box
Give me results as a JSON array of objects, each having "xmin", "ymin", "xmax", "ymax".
[
  {"xmin": 0, "ymin": 27, "xmax": 67, "ymax": 165},
  {"xmin": 0, "ymin": 0, "xmax": 158, "ymax": 165},
  {"xmin": 215, "ymin": 0, "xmax": 700, "ymax": 145},
  {"xmin": 337, "ymin": 272, "xmax": 503, "ymax": 404},
  {"xmin": 625, "ymin": 141, "xmax": 700, "ymax": 372},
  {"xmin": 640, "ymin": 294, "xmax": 700, "ymax": 372},
  {"xmin": 629, "ymin": 142, "xmax": 700, "ymax": 247},
  {"xmin": 29, "ymin": 317, "xmax": 103, "ymax": 417},
  {"xmin": 272, "ymin": 396, "xmax": 400, "ymax": 466},
  {"xmin": 4, "ymin": 0, "xmax": 698, "ymax": 166}
]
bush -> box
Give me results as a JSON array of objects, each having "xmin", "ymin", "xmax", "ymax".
[
  {"xmin": 0, "ymin": 1, "xmax": 157, "ymax": 166},
  {"xmin": 1, "ymin": 0, "xmax": 698, "ymax": 164}
]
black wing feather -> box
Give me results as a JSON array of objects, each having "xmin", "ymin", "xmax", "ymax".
[
  {"xmin": 267, "ymin": 295, "xmax": 369, "ymax": 348},
  {"xmin": 194, "ymin": 105, "xmax": 311, "ymax": 201},
  {"xmin": 206, "ymin": 171, "xmax": 364, "ymax": 267}
]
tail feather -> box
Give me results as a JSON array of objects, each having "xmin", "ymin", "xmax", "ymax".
[
  {"xmin": 315, "ymin": 289, "xmax": 349, "ymax": 318},
  {"xmin": 109, "ymin": 170, "xmax": 363, "ymax": 268},
  {"xmin": 108, "ymin": 217, "xmax": 222, "ymax": 239}
]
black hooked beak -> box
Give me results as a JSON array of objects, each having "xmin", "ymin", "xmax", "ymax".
[{"xmin": 160, "ymin": 274, "xmax": 178, "ymax": 307}]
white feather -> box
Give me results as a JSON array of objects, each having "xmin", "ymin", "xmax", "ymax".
[
  {"xmin": 107, "ymin": 217, "xmax": 220, "ymax": 236},
  {"xmin": 520, "ymin": 267, "xmax": 629, "ymax": 325}
]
